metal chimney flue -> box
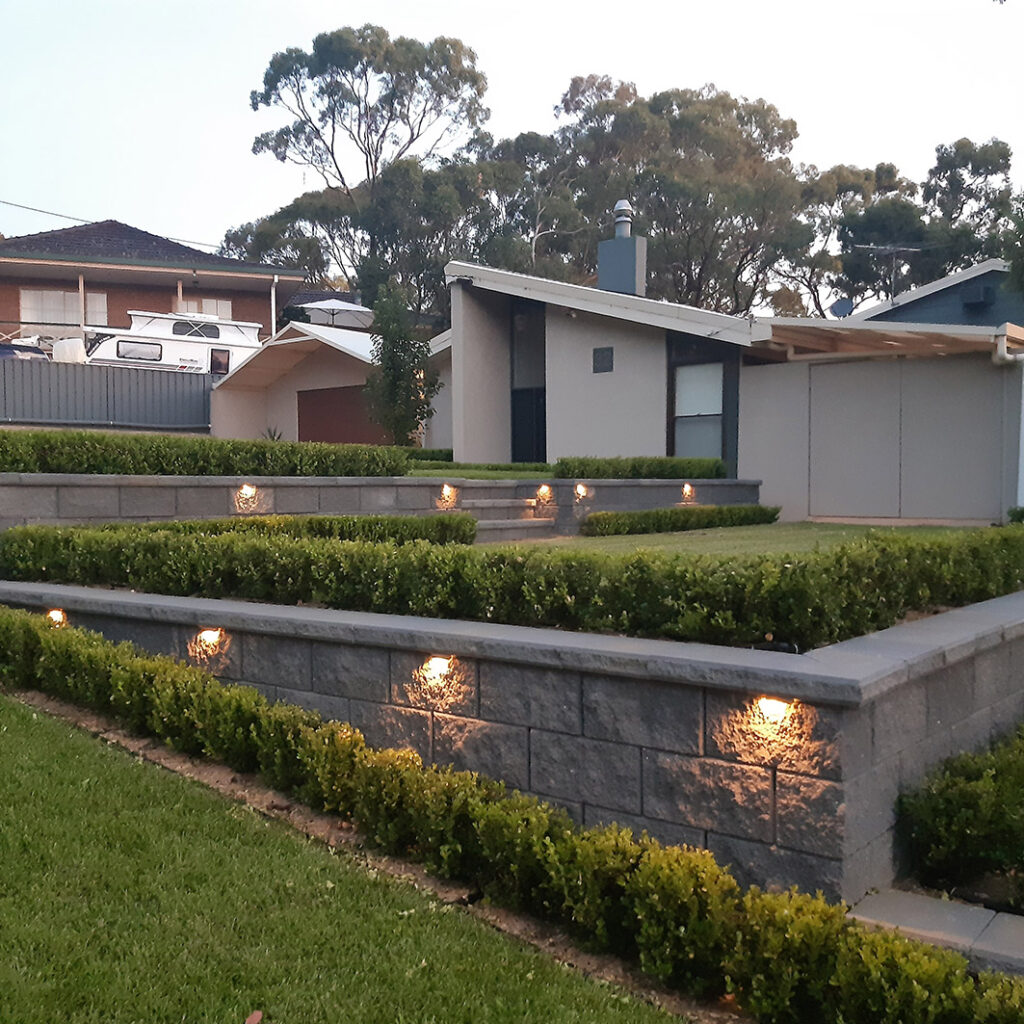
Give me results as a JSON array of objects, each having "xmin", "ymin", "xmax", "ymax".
[
  {"xmin": 613, "ymin": 199, "xmax": 633, "ymax": 239},
  {"xmin": 598, "ymin": 199, "xmax": 646, "ymax": 297}
]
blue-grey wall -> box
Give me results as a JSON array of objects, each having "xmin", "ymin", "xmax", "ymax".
[{"xmin": 864, "ymin": 269, "xmax": 1024, "ymax": 327}]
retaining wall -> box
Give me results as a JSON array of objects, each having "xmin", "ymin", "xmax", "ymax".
[
  {"xmin": 3, "ymin": 580, "xmax": 1022, "ymax": 903},
  {"xmin": 0, "ymin": 473, "xmax": 760, "ymax": 534}
]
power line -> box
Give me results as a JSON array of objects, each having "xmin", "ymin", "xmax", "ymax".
[{"xmin": 0, "ymin": 198, "xmax": 222, "ymax": 252}]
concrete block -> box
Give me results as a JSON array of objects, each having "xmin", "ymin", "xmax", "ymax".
[
  {"xmin": 432, "ymin": 715, "xmax": 529, "ymax": 791},
  {"xmin": 117, "ymin": 487, "xmax": 176, "ymax": 518},
  {"xmin": 274, "ymin": 685, "xmax": 351, "ymax": 725},
  {"xmin": 311, "ymin": 642, "xmax": 389, "ymax": 703},
  {"xmin": 991, "ymin": 689, "xmax": 1024, "ymax": 737},
  {"xmin": 924, "ymin": 660, "xmax": 975, "ymax": 736},
  {"xmin": 582, "ymin": 806, "xmax": 705, "ymax": 850},
  {"xmin": 176, "ymin": 486, "xmax": 232, "ymax": 518},
  {"xmin": 240, "ymin": 633, "xmax": 313, "ymax": 691},
  {"xmin": 358, "ymin": 485, "xmax": 399, "ymax": 512},
  {"xmin": 643, "ymin": 752, "xmax": 772, "ymax": 841},
  {"xmin": 949, "ymin": 706, "xmax": 996, "ymax": 755},
  {"xmin": 274, "ymin": 487, "xmax": 320, "ymax": 514},
  {"xmin": 479, "ymin": 661, "xmax": 581, "ymax": 734},
  {"xmin": 348, "ymin": 700, "xmax": 431, "ymax": 761},
  {"xmin": 583, "ymin": 675, "xmax": 701, "ymax": 755},
  {"xmin": 842, "ymin": 832, "xmax": 897, "ymax": 904},
  {"xmin": 706, "ymin": 691, "xmax": 841, "ymax": 778},
  {"xmin": 775, "ymin": 774, "xmax": 844, "ymax": 858},
  {"xmin": 843, "ymin": 760, "xmax": 900, "ymax": 854},
  {"xmin": 971, "ymin": 913, "xmax": 1024, "ymax": 975},
  {"xmin": 871, "ymin": 680, "xmax": 927, "ymax": 765},
  {"xmin": 396, "ymin": 486, "xmax": 433, "ymax": 510},
  {"xmin": 391, "ymin": 650, "xmax": 478, "ymax": 716},
  {"xmin": 839, "ymin": 707, "xmax": 872, "ymax": 780},
  {"xmin": 707, "ymin": 832, "xmax": 842, "ymax": 900},
  {"xmin": 974, "ymin": 642, "xmax": 1013, "ymax": 707},
  {"xmin": 57, "ymin": 486, "xmax": 119, "ymax": 519},
  {"xmin": 530, "ymin": 731, "xmax": 641, "ymax": 813},
  {"xmin": 851, "ymin": 889, "xmax": 994, "ymax": 955},
  {"xmin": 0, "ymin": 484, "xmax": 57, "ymax": 517},
  {"xmin": 316, "ymin": 487, "xmax": 362, "ymax": 514}
]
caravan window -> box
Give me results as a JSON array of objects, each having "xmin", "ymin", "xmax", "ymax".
[
  {"xmin": 209, "ymin": 349, "xmax": 230, "ymax": 375},
  {"xmin": 117, "ymin": 340, "xmax": 162, "ymax": 361},
  {"xmin": 172, "ymin": 321, "xmax": 220, "ymax": 339}
]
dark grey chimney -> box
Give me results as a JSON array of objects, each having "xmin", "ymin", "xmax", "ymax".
[{"xmin": 597, "ymin": 199, "xmax": 647, "ymax": 297}]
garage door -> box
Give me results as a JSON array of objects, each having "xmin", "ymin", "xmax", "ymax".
[{"xmin": 297, "ymin": 386, "xmax": 392, "ymax": 444}]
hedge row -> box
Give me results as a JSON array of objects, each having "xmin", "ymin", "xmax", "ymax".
[
  {"xmin": 411, "ymin": 460, "xmax": 552, "ymax": 473},
  {"xmin": 553, "ymin": 456, "xmax": 726, "ymax": 479},
  {"xmin": 0, "ymin": 429, "xmax": 409, "ymax": 477},
  {"xmin": 114, "ymin": 513, "xmax": 478, "ymax": 546},
  {"xmin": 898, "ymin": 721, "xmax": 1024, "ymax": 906},
  {"xmin": 5, "ymin": 525, "xmax": 1024, "ymax": 649},
  {"xmin": 580, "ymin": 504, "xmax": 781, "ymax": 536},
  {"xmin": 404, "ymin": 447, "xmax": 454, "ymax": 462},
  {"xmin": 1, "ymin": 605, "xmax": 1021, "ymax": 1024}
]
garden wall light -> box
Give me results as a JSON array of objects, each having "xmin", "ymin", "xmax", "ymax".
[
  {"xmin": 411, "ymin": 654, "xmax": 470, "ymax": 711},
  {"xmin": 187, "ymin": 626, "xmax": 232, "ymax": 670},
  {"xmin": 46, "ymin": 608, "xmax": 67, "ymax": 628},
  {"xmin": 681, "ymin": 482, "xmax": 697, "ymax": 505},
  {"xmin": 435, "ymin": 483, "xmax": 458, "ymax": 511},
  {"xmin": 574, "ymin": 482, "xmax": 589, "ymax": 502},
  {"xmin": 233, "ymin": 482, "xmax": 260, "ymax": 514}
]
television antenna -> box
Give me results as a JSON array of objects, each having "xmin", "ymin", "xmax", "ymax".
[{"xmin": 853, "ymin": 243, "xmax": 930, "ymax": 298}]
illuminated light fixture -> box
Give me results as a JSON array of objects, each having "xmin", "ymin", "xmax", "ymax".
[
  {"xmin": 233, "ymin": 482, "xmax": 261, "ymax": 514},
  {"xmin": 574, "ymin": 482, "xmax": 589, "ymax": 501},
  {"xmin": 46, "ymin": 608, "xmax": 68, "ymax": 628},
  {"xmin": 420, "ymin": 655, "xmax": 454, "ymax": 686},
  {"xmin": 536, "ymin": 483, "xmax": 553, "ymax": 503},
  {"xmin": 435, "ymin": 483, "xmax": 458, "ymax": 511},
  {"xmin": 187, "ymin": 626, "xmax": 232, "ymax": 668},
  {"xmin": 681, "ymin": 482, "xmax": 697, "ymax": 505},
  {"xmin": 756, "ymin": 696, "xmax": 792, "ymax": 726}
]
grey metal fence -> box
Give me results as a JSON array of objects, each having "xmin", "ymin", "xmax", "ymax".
[{"xmin": 0, "ymin": 361, "xmax": 211, "ymax": 431}]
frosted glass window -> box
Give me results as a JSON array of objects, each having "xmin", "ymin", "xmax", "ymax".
[
  {"xmin": 85, "ymin": 292, "xmax": 107, "ymax": 325},
  {"xmin": 179, "ymin": 298, "xmax": 232, "ymax": 319},
  {"xmin": 675, "ymin": 363, "xmax": 723, "ymax": 417},
  {"xmin": 21, "ymin": 288, "xmax": 107, "ymax": 328},
  {"xmin": 674, "ymin": 415, "xmax": 723, "ymax": 459}
]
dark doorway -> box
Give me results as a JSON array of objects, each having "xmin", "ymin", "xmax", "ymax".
[
  {"xmin": 511, "ymin": 387, "xmax": 547, "ymax": 463},
  {"xmin": 510, "ymin": 298, "xmax": 546, "ymax": 463},
  {"xmin": 297, "ymin": 386, "xmax": 392, "ymax": 443}
]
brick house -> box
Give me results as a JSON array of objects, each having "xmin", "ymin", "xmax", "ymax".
[{"xmin": 0, "ymin": 220, "xmax": 306, "ymax": 341}]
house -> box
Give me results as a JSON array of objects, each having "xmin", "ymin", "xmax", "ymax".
[
  {"xmin": 446, "ymin": 212, "xmax": 1024, "ymax": 522},
  {"xmin": 210, "ymin": 320, "xmax": 452, "ymax": 446},
  {"xmin": 0, "ymin": 220, "xmax": 306, "ymax": 342}
]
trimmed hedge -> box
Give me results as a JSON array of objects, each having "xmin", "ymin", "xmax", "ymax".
[
  {"xmin": 554, "ymin": 456, "xmax": 725, "ymax": 479},
  {"xmin": 411, "ymin": 461, "xmax": 552, "ymax": 473},
  {"xmin": 580, "ymin": 504, "xmax": 780, "ymax": 536},
  {"xmin": 1, "ymin": 604, "xmax": 1022, "ymax": 1024},
  {"xmin": 5, "ymin": 525, "xmax": 1024, "ymax": 649},
  {"xmin": 114, "ymin": 513, "xmax": 478, "ymax": 546},
  {"xmin": 0, "ymin": 428, "xmax": 409, "ymax": 477},
  {"xmin": 898, "ymin": 721, "xmax": 1024, "ymax": 906},
  {"xmin": 404, "ymin": 447, "xmax": 454, "ymax": 462}
]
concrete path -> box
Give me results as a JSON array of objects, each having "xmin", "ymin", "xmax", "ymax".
[{"xmin": 851, "ymin": 889, "xmax": 1024, "ymax": 975}]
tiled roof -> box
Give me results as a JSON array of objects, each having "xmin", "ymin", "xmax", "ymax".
[{"xmin": 0, "ymin": 220, "xmax": 304, "ymax": 276}]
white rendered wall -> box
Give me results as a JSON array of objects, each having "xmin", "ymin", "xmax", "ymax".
[
  {"xmin": 544, "ymin": 310, "xmax": 666, "ymax": 460},
  {"xmin": 738, "ymin": 362, "xmax": 810, "ymax": 521},
  {"xmin": 210, "ymin": 387, "xmax": 269, "ymax": 440},
  {"xmin": 451, "ymin": 284, "xmax": 512, "ymax": 462},
  {"xmin": 424, "ymin": 350, "xmax": 453, "ymax": 450}
]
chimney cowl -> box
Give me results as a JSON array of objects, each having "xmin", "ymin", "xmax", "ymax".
[{"xmin": 613, "ymin": 199, "xmax": 633, "ymax": 238}]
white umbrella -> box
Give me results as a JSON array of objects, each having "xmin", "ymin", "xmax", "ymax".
[{"xmin": 298, "ymin": 298, "xmax": 374, "ymax": 328}]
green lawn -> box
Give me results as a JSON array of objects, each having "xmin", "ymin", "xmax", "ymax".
[
  {"xmin": 484, "ymin": 521, "xmax": 969, "ymax": 556},
  {"xmin": 0, "ymin": 695, "xmax": 676, "ymax": 1024}
]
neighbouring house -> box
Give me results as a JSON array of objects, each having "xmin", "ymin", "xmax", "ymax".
[
  {"xmin": 446, "ymin": 207, "xmax": 1024, "ymax": 522},
  {"xmin": 210, "ymin": 321, "xmax": 452, "ymax": 446},
  {"xmin": 0, "ymin": 220, "xmax": 306, "ymax": 342}
]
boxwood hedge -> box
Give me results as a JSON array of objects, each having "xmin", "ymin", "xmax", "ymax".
[
  {"xmin": 553, "ymin": 456, "xmax": 725, "ymax": 479},
  {"xmin": 4, "ymin": 523, "xmax": 1024, "ymax": 649},
  {"xmin": 1, "ymin": 604, "xmax": 1021, "ymax": 1024},
  {"xmin": 580, "ymin": 504, "xmax": 780, "ymax": 536},
  {"xmin": 0, "ymin": 428, "xmax": 408, "ymax": 477}
]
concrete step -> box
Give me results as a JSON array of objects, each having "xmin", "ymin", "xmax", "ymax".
[
  {"xmin": 462, "ymin": 497, "xmax": 538, "ymax": 521},
  {"xmin": 473, "ymin": 518, "xmax": 560, "ymax": 544}
]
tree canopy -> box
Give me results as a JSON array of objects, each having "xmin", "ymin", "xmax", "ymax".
[{"xmin": 226, "ymin": 24, "xmax": 1022, "ymax": 320}]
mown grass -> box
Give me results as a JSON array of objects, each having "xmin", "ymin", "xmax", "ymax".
[
  {"xmin": 488, "ymin": 521, "xmax": 967, "ymax": 556},
  {"xmin": 0, "ymin": 695, "xmax": 677, "ymax": 1024}
]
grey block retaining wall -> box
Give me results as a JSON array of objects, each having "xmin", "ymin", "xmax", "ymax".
[
  {"xmin": 3, "ymin": 580, "xmax": 1020, "ymax": 903},
  {"xmin": 0, "ymin": 473, "xmax": 760, "ymax": 535}
]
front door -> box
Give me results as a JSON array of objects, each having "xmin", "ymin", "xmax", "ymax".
[{"xmin": 511, "ymin": 387, "xmax": 547, "ymax": 463}]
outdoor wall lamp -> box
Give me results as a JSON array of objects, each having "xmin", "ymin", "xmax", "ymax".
[
  {"xmin": 681, "ymin": 482, "xmax": 697, "ymax": 505},
  {"xmin": 436, "ymin": 483, "xmax": 458, "ymax": 510},
  {"xmin": 187, "ymin": 626, "xmax": 232, "ymax": 669},
  {"xmin": 46, "ymin": 608, "xmax": 68, "ymax": 628},
  {"xmin": 233, "ymin": 482, "xmax": 261, "ymax": 514}
]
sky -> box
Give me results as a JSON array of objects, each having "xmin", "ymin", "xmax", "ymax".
[{"xmin": 2, "ymin": 0, "xmax": 1021, "ymax": 251}]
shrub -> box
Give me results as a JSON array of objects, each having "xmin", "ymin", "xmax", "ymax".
[
  {"xmin": 1008, "ymin": 507, "xmax": 1024, "ymax": 524},
  {"xmin": 0, "ymin": 428, "xmax": 408, "ymax": 477},
  {"xmin": 404, "ymin": 447, "xmax": 453, "ymax": 462},
  {"xmin": 5, "ymin": 524, "xmax": 1024, "ymax": 650},
  {"xmin": 0, "ymin": 603, "xmax": 1020, "ymax": 1023},
  {"xmin": 580, "ymin": 504, "xmax": 780, "ymax": 536},
  {"xmin": 121, "ymin": 513, "xmax": 478, "ymax": 546},
  {"xmin": 554, "ymin": 456, "xmax": 725, "ymax": 479}
]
